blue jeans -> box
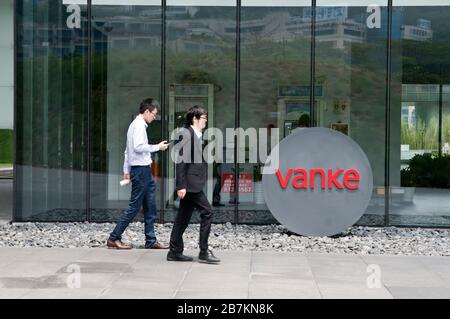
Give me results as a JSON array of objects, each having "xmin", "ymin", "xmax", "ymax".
[{"xmin": 109, "ymin": 166, "xmax": 157, "ymax": 248}]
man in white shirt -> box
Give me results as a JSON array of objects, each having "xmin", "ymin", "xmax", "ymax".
[{"xmin": 107, "ymin": 98, "xmax": 169, "ymax": 249}]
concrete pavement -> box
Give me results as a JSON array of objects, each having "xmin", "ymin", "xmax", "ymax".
[{"xmin": 0, "ymin": 248, "xmax": 449, "ymax": 299}]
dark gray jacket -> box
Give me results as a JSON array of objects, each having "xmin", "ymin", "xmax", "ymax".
[{"xmin": 175, "ymin": 126, "xmax": 207, "ymax": 193}]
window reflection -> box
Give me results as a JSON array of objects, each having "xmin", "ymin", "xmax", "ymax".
[
  {"xmin": 89, "ymin": 2, "xmax": 162, "ymax": 222},
  {"xmin": 13, "ymin": 1, "xmax": 450, "ymax": 227},
  {"xmin": 239, "ymin": 3, "xmax": 311, "ymax": 223},
  {"xmin": 391, "ymin": 2, "xmax": 450, "ymax": 226},
  {"xmin": 315, "ymin": 2, "xmax": 388, "ymax": 225},
  {"xmin": 164, "ymin": 2, "xmax": 236, "ymax": 223},
  {"xmin": 16, "ymin": 1, "xmax": 89, "ymax": 221}
]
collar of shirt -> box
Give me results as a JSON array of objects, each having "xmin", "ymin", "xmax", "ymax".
[
  {"xmin": 190, "ymin": 125, "xmax": 202, "ymax": 139},
  {"xmin": 137, "ymin": 115, "xmax": 148, "ymax": 128}
]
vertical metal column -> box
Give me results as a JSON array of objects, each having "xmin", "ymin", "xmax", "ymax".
[
  {"xmin": 13, "ymin": 0, "xmax": 17, "ymax": 222},
  {"xmin": 234, "ymin": 0, "xmax": 241, "ymax": 224},
  {"xmin": 310, "ymin": 1, "xmax": 316, "ymax": 127},
  {"xmin": 384, "ymin": 0, "xmax": 393, "ymax": 226},
  {"xmin": 438, "ymin": 64, "xmax": 443, "ymax": 158},
  {"xmin": 86, "ymin": 0, "xmax": 92, "ymax": 221},
  {"xmin": 161, "ymin": 0, "xmax": 167, "ymax": 223}
]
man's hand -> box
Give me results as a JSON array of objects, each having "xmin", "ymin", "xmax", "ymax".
[
  {"xmin": 123, "ymin": 174, "xmax": 130, "ymax": 180},
  {"xmin": 177, "ymin": 189, "xmax": 187, "ymax": 199},
  {"xmin": 158, "ymin": 141, "xmax": 169, "ymax": 151}
]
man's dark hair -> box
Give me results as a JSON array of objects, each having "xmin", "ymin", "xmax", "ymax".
[
  {"xmin": 298, "ymin": 114, "xmax": 310, "ymax": 128},
  {"xmin": 139, "ymin": 98, "xmax": 159, "ymax": 114},
  {"xmin": 186, "ymin": 105, "xmax": 207, "ymax": 126}
]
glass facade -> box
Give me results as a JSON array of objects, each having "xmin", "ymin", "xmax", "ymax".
[
  {"xmin": 12, "ymin": 0, "xmax": 450, "ymax": 227},
  {"xmin": 16, "ymin": 0, "xmax": 88, "ymax": 221},
  {"xmin": 315, "ymin": 1, "xmax": 388, "ymax": 225},
  {"xmin": 389, "ymin": 1, "xmax": 450, "ymax": 226},
  {"xmin": 88, "ymin": 1, "xmax": 162, "ymax": 222},
  {"xmin": 238, "ymin": 1, "xmax": 311, "ymax": 223},
  {"xmin": 163, "ymin": 1, "xmax": 236, "ymax": 223}
]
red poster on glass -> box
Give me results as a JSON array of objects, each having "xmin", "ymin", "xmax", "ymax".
[{"xmin": 222, "ymin": 173, "xmax": 253, "ymax": 193}]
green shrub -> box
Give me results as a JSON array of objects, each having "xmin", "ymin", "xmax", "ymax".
[
  {"xmin": 0, "ymin": 129, "xmax": 13, "ymax": 164},
  {"xmin": 401, "ymin": 153, "xmax": 450, "ymax": 188}
]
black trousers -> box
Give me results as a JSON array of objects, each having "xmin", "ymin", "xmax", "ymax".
[{"xmin": 169, "ymin": 191, "xmax": 213, "ymax": 254}]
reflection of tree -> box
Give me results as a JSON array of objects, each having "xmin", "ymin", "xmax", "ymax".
[
  {"xmin": 165, "ymin": 48, "xmax": 236, "ymax": 130},
  {"xmin": 0, "ymin": 129, "xmax": 13, "ymax": 164},
  {"xmin": 399, "ymin": 40, "xmax": 450, "ymax": 84}
]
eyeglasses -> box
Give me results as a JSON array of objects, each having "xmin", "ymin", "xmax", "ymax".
[
  {"xmin": 149, "ymin": 111, "xmax": 157, "ymax": 117},
  {"xmin": 200, "ymin": 116, "xmax": 207, "ymax": 120}
]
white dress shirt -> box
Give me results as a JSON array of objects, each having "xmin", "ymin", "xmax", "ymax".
[
  {"xmin": 123, "ymin": 115, "xmax": 159, "ymax": 174},
  {"xmin": 190, "ymin": 125, "xmax": 202, "ymax": 139}
]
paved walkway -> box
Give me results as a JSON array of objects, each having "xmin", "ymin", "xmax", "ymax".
[{"xmin": 0, "ymin": 248, "xmax": 449, "ymax": 299}]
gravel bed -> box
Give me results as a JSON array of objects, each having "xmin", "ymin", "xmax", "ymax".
[{"xmin": 0, "ymin": 222, "xmax": 449, "ymax": 256}]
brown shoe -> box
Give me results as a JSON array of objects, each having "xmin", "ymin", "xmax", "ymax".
[
  {"xmin": 106, "ymin": 239, "xmax": 132, "ymax": 250},
  {"xmin": 146, "ymin": 242, "xmax": 169, "ymax": 249}
]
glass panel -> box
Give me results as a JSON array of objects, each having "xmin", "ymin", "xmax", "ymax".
[
  {"xmin": 164, "ymin": 1, "xmax": 237, "ymax": 223},
  {"xmin": 0, "ymin": 0, "xmax": 14, "ymax": 221},
  {"xmin": 16, "ymin": 0, "xmax": 88, "ymax": 221},
  {"xmin": 89, "ymin": 1, "xmax": 163, "ymax": 222},
  {"xmin": 314, "ymin": 1, "xmax": 388, "ymax": 226},
  {"xmin": 444, "ymin": 86, "xmax": 450, "ymax": 152},
  {"xmin": 390, "ymin": 1, "xmax": 450, "ymax": 226},
  {"xmin": 238, "ymin": 0, "xmax": 312, "ymax": 223}
]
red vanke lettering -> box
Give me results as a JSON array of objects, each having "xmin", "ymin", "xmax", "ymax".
[{"xmin": 276, "ymin": 168, "xmax": 360, "ymax": 190}]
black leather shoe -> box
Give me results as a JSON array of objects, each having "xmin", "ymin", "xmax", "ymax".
[
  {"xmin": 167, "ymin": 251, "xmax": 193, "ymax": 262},
  {"xmin": 199, "ymin": 250, "xmax": 220, "ymax": 263}
]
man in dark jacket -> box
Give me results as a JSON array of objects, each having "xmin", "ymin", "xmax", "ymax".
[{"xmin": 167, "ymin": 106, "xmax": 220, "ymax": 263}]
